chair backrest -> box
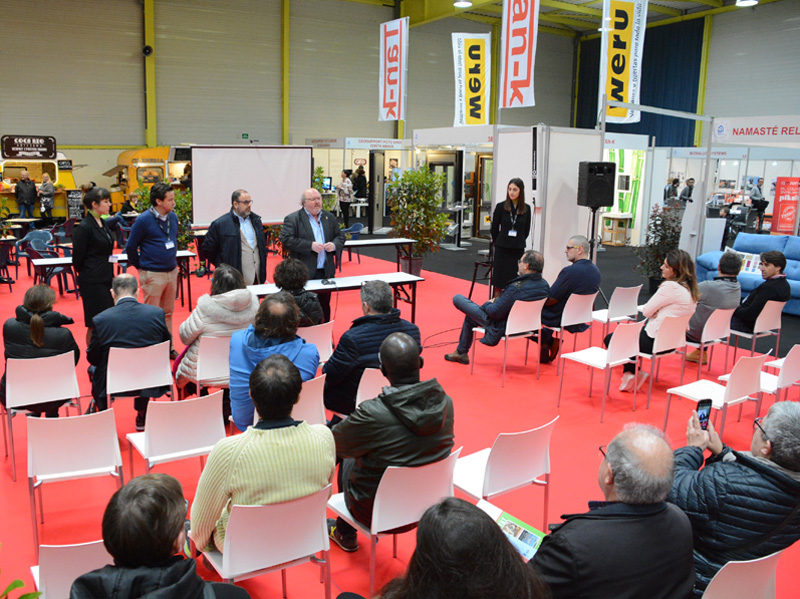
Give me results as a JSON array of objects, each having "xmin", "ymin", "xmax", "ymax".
[
  {"xmin": 30, "ymin": 238, "xmax": 52, "ymax": 252},
  {"xmin": 293, "ymin": 374, "xmax": 326, "ymax": 425},
  {"xmin": 144, "ymin": 391, "xmax": 226, "ymax": 458},
  {"xmin": 606, "ymin": 320, "xmax": 646, "ymax": 365},
  {"xmin": 702, "ymin": 550, "xmax": 783, "ymax": 599},
  {"xmin": 483, "ymin": 416, "xmax": 559, "ymax": 498},
  {"xmin": 348, "ymin": 223, "xmax": 365, "ymax": 239},
  {"xmin": 606, "ymin": 285, "xmax": 643, "ymax": 321},
  {"xmin": 107, "ymin": 341, "xmax": 172, "ymax": 396},
  {"xmin": 27, "ymin": 230, "xmax": 54, "ymax": 244},
  {"xmin": 6, "ymin": 352, "xmax": 80, "ymax": 410},
  {"xmin": 505, "ymin": 298, "xmax": 546, "ymax": 337},
  {"xmin": 27, "ymin": 409, "xmax": 122, "ymax": 480},
  {"xmin": 724, "ymin": 354, "xmax": 770, "ymax": 404},
  {"xmin": 297, "ymin": 321, "xmax": 334, "ymax": 363},
  {"xmin": 195, "ymin": 335, "xmax": 233, "ymax": 384},
  {"xmin": 652, "ymin": 314, "xmax": 692, "ymax": 354},
  {"xmin": 701, "ymin": 308, "xmax": 735, "ymax": 343},
  {"xmin": 36, "ymin": 540, "xmax": 112, "ymax": 598},
  {"xmin": 371, "ymin": 448, "xmax": 462, "ymax": 535},
  {"xmin": 221, "ymin": 484, "xmax": 332, "ymax": 579},
  {"xmin": 776, "ymin": 344, "xmax": 800, "ymax": 390},
  {"xmin": 754, "ymin": 300, "xmax": 786, "ymax": 334},
  {"xmin": 356, "ymin": 368, "xmax": 389, "ymax": 407},
  {"xmin": 560, "ymin": 292, "xmax": 599, "ymax": 328}
]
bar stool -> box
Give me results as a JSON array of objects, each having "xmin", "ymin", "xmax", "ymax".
[{"xmin": 469, "ymin": 246, "xmax": 493, "ymax": 300}]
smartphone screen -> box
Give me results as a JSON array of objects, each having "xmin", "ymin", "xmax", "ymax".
[{"xmin": 697, "ymin": 399, "xmax": 712, "ymax": 430}]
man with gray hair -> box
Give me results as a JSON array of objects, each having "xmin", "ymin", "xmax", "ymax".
[
  {"xmin": 531, "ymin": 424, "xmax": 695, "ymax": 599},
  {"xmin": 670, "ymin": 402, "xmax": 800, "ymax": 596},
  {"xmin": 323, "ymin": 280, "xmax": 420, "ymax": 418}
]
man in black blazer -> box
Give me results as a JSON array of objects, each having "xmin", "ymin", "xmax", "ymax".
[
  {"xmin": 87, "ymin": 274, "xmax": 171, "ymax": 430},
  {"xmin": 280, "ymin": 188, "xmax": 345, "ymax": 321}
]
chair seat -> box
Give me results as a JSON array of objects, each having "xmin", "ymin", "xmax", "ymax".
[
  {"xmin": 202, "ymin": 544, "xmax": 315, "ymax": 582},
  {"xmin": 561, "ymin": 346, "xmax": 630, "ymax": 370},
  {"xmin": 731, "ymin": 328, "xmax": 775, "ymax": 340},
  {"xmin": 686, "ymin": 337, "xmax": 728, "ymax": 349},
  {"xmin": 719, "ymin": 371, "xmax": 780, "ymax": 395},
  {"xmin": 764, "ymin": 358, "xmax": 784, "ymax": 371},
  {"xmin": 327, "ymin": 493, "xmax": 371, "ymax": 534},
  {"xmin": 451, "ymin": 448, "xmax": 491, "ymax": 500},
  {"xmin": 126, "ymin": 432, "xmax": 217, "ymax": 466},
  {"xmin": 666, "ymin": 379, "xmax": 752, "ymax": 409},
  {"xmin": 472, "ymin": 326, "xmax": 537, "ymax": 339},
  {"xmin": 36, "ymin": 466, "xmax": 121, "ymax": 485}
]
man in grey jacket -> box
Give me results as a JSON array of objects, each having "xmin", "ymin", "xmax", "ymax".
[{"xmin": 686, "ymin": 251, "xmax": 742, "ymax": 363}]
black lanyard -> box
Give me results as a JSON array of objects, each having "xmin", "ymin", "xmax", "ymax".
[{"xmin": 150, "ymin": 208, "xmax": 170, "ymax": 238}]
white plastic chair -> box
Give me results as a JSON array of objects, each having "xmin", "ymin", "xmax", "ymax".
[
  {"xmin": 106, "ymin": 340, "xmax": 174, "ymax": 405},
  {"xmin": 28, "ymin": 410, "xmax": 123, "ymax": 558},
  {"xmin": 355, "ymin": 368, "xmax": 389, "ymax": 408},
  {"xmin": 731, "ymin": 300, "xmax": 786, "ymax": 362},
  {"xmin": 126, "ymin": 391, "xmax": 226, "ymax": 476},
  {"xmin": 592, "ymin": 285, "xmax": 642, "ymax": 338},
  {"xmin": 293, "ymin": 374, "xmax": 327, "ymax": 425},
  {"xmin": 686, "ymin": 308, "xmax": 735, "ymax": 380},
  {"xmin": 3, "ymin": 352, "xmax": 81, "ymax": 482},
  {"xmin": 453, "ymin": 417, "xmax": 558, "ymax": 529},
  {"xmin": 185, "ymin": 334, "xmax": 232, "ymax": 398},
  {"xmin": 328, "ymin": 448, "xmax": 462, "ymax": 598},
  {"xmin": 558, "ymin": 320, "xmax": 645, "ymax": 422},
  {"xmin": 298, "ymin": 321, "xmax": 335, "ymax": 365},
  {"xmin": 548, "ymin": 292, "xmax": 599, "ymax": 375},
  {"xmin": 198, "ymin": 484, "xmax": 332, "ymax": 599},
  {"xmin": 471, "ymin": 298, "xmax": 546, "ymax": 386},
  {"xmin": 663, "ymin": 354, "xmax": 768, "ymax": 437},
  {"xmin": 638, "ymin": 313, "xmax": 692, "ymax": 410},
  {"xmin": 720, "ymin": 344, "xmax": 800, "ymax": 417},
  {"xmin": 31, "ymin": 540, "xmax": 111, "ymax": 598},
  {"xmin": 702, "ymin": 550, "xmax": 784, "ymax": 599}
]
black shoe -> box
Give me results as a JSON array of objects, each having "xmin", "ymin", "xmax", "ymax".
[
  {"xmin": 135, "ymin": 412, "xmax": 146, "ymax": 432},
  {"xmin": 444, "ymin": 351, "xmax": 469, "ymax": 365},
  {"xmin": 170, "ymin": 349, "xmax": 179, "ymax": 360},
  {"xmin": 327, "ymin": 518, "xmax": 358, "ymax": 552}
]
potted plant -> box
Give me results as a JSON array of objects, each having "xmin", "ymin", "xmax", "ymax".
[
  {"xmin": 386, "ymin": 167, "xmax": 450, "ymax": 276},
  {"xmin": 312, "ymin": 166, "xmax": 337, "ymax": 213},
  {"xmin": 633, "ymin": 204, "xmax": 682, "ymax": 294}
]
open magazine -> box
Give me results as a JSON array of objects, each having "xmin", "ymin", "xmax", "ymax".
[{"xmin": 477, "ymin": 500, "xmax": 546, "ymax": 561}]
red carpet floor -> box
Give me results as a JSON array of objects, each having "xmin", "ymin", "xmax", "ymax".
[{"xmin": 1, "ymin": 252, "xmax": 798, "ymax": 598}]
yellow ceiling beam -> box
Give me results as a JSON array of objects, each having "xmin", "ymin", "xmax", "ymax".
[
  {"xmin": 540, "ymin": 14, "xmax": 597, "ymax": 29},
  {"xmin": 670, "ymin": 0, "xmax": 722, "ymax": 7},
  {"xmin": 402, "ymin": 0, "xmax": 500, "ymax": 27},
  {"xmin": 540, "ymin": 0, "xmax": 601, "ymax": 17}
]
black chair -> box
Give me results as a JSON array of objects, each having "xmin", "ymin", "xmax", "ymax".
[
  {"xmin": 469, "ymin": 246, "xmax": 494, "ymax": 300},
  {"xmin": 0, "ymin": 242, "xmax": 15, "ymax": 291},
  {"xmin": 14, "ymin": 230, "xmax": 53, "ymax": 278},
  {"xmin": 27, "ymin": 245, "xmax": 79, "ymax": 298}
]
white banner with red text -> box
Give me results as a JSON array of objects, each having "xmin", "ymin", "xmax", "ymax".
[
  {"xmin": 379, "ymin": 17, "xmax": 409, "ymax": 122},
  {"xmin": 499, "ymin": 0, "xmax": 540, "ymax": 110},
  {"xmin": 452, "ymin": 33, "xmax": 492, "ymax": 126},
  {"xmin": 712, "ymin": 116, "xmax": 800, "ymax": 148}
]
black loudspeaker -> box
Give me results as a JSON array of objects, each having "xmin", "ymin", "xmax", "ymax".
[{"xmin": 577, "ymin": 161, "xmax": 616, "ymax": 208}]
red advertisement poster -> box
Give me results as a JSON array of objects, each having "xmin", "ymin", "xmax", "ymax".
[{"xmin": 772, "ymin": 177, "xmax": 800, "ymax": 235}]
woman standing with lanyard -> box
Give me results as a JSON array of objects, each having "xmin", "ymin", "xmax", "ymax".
[
  {"xmin": 490, "ymin": 178, "xmax": 531, "ymax": 297},
  {"xmin": 72, "ymin": 187, "xmax": 115, "ymax": 344},
  {"xmin": 337, "ymin": 169, "xmax": 354, "ymax": 228}
]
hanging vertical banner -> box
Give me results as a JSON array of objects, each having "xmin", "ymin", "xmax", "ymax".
[
  {"xmin": 598, "ymin": 0, "xmax": 648, "ymax": 124},
  {"xmin": 452, "ymin": 33, "xmax": 492, "ymax": 126},
  {"xmin": 773, "ymin": 177, "xmax": 800, "ymax": 235},
  {"xmin": 499, "ymin": 0, "xmax": 540, "ymax": 109},
  {"xmin": 379, "ymin": 17, "xmax": 409, "ymax": 122}
]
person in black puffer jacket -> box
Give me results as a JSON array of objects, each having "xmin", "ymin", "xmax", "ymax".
[
  {"xmin": 273, "ymin": 257, "xmax": 323, "ymax": 327},
  {"xmin": 1, "ymin": 285, "xmax": 80, "ymax": 416}
]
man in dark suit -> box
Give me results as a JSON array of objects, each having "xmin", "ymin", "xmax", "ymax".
[
  {"xmin": 280, "ymin": 188, "xmax": 345, "ymax": 321},
  {"xmin": 88, "ymin": 274, "xmax": 171, "ymax": 430},
  {"xmin": 202, "ymin": 189, "xmax": 267, "ymax": 284}
]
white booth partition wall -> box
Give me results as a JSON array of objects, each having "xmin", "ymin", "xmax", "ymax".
[{"xmin": 603, "ymin": 133, "xmax": 650, "ymax": 246}]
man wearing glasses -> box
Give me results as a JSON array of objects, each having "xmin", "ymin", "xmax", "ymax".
[
  {"xmin": 669, "ymin": 403, "xmax": 800, "ymax": 597},
  {"xmin": 203, "ymin": 189, "xmax": 267, "ymax": 285}
]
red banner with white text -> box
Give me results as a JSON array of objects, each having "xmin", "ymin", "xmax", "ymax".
[
  {"xmin": 379, "ymin": 17, "xmax": 409, "ymax": 122},
  {"xmin": 772, "ymin": 177, "xmax": 800, "ymax": 235},
  {"xmin": 499, "ymin": 0, "xmax": 540, "ymax": 109}
]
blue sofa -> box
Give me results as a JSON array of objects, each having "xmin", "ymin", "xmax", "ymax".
[{"xmin": 696, "ymin": 233, "xmax": 800, "ymax": 316}]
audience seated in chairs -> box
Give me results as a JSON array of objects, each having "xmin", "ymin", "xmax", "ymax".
[
  {"xmin": 273, "ymin": 257, "xmax": 323, "ymax": 327},
  {"xmin": 70, "ymin": 473, "xmax": 249, "ymax": 599},
  {"xmin": 731, "ymin": 250, "xmax": 791, "ymax": 334}
]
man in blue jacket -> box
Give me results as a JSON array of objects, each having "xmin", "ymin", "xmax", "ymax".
[{"xmin": 445, "ymin": 250, "xmax": 549, "ymax": 364}]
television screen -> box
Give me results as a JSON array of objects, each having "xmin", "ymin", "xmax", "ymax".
[{"xmin": 322, "ymin": 176, "xmax": 333, "ymax": 191}]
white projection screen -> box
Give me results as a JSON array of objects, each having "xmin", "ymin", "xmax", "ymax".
[{"xmin": 191, "ymin": 145, "xmax": 313, "ymax": 226}]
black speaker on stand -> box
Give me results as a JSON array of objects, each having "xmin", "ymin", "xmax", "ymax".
[{"xmin": 578, "ymin": 161, "xmax": 616, "ymax": 306}]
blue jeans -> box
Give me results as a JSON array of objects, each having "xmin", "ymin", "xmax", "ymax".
[
  {"xmin": 454, "ymin": 294, "xmax": 491, "ymax": 354},
  {"xmin": 19, "ymin": 204, "xmax": 34, "ymax": 218}
]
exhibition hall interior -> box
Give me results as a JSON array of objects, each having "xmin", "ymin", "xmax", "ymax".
[{"xmin": 1, "ymin": 0, "xmax": 799, "ymax": 598}]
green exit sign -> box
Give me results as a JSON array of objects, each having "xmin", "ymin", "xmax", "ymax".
[{"xmin": 241, "ymin": 133, "xmax": 249, "ymax": 140}]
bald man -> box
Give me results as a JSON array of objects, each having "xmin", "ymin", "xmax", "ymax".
[{"xmin": 531, "ymin": 424, "xmax": 695, "ymax": 599}]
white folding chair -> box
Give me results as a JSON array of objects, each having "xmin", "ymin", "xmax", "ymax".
[
  {"xmin": 453, "ymin": 417, "xmax": 558, "ymax": 529},
  {"xmin": 31, "ymin": 540, "xmax": 111, "ymax": 598},
  {"xmin": 298, "ymin": 321, "xmax": 335, "ymax": 365},
  {"xmin": 328, "ymin": 449, "xmax": 462, "ymax": 598},
  {"xmin": 355, "ymin": 368, "xmax": 389, "ymax": 408},
  {"xmin": 28, "ymin": 410, "xmax": 123, "ymax": 558},
  {"xmin": 720, "ymin": 344, "xmax": 800, "ymax": 417},
  {"xmin": 3, "ymin": 352, "xmax": 81, "ymax": 482},
  {"xmin": 592, "ymin": 285, "xmax": 642, "ymax": 338},
  {"xmin": 293, "ymin": 374, "xmax": 327, "ymax": 425},
  {"xmin": 197, "ymin": 484, "xmax": 332, "ymax": 599},
  {"xmin": 731, "ymin": 300, "xmax": 786, "ymax": 362},
  {"xmin": 702, "ymin": 549, "xmax": 784, "ymax": 599},
  {"xmin": 685, "ymin": 308, "xmax": 735, "ymax": 380},
  {"xmin": 663, "ymin": 354, "xmax": 768, "ymax": 437},
  {"xmin": 471, "ymin": 298, "xmax": 546, "ymax": 386},
  {"xmin": 558, "ymin": 320, "xmax": 645, "ymax": 422},
  {"xmin": 549, "ymin": 292, "xmax": 599, "ymax": 375},
  {"xmin": 106, "ymin": 340, "xmax": 174, "ymax": 406},
  {"xmin": 638, "ymin": 313, "xmax": 692, "ymax": 409},
  {"xmin": 183, "ymin": 334, "xmax": 232, "ymax": 399},
  {"xmin": 126, "ymin": 391, "xmax": 226, "ymax": 476}
]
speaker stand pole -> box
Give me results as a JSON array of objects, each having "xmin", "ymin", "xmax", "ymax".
[{"xmin": 588, "ymin": 206, "xmax": 610, "ymax": 307}]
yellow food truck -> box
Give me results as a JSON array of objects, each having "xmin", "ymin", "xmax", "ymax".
[
  {"xmin": 0, "ymin": 152, "xmax": 80, "ymax": 220},
  {"xmin": 105, "ymin": 147, "xmax": 191, "ymax": 209}
]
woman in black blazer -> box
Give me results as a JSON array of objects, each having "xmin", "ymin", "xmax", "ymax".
[
  {"xmin": 72, "ymin": 187, "xmax": 115, "ymax": 343},
  {"xmin": 491, "ymin": 178, "xmax": 532, "ymax": 297}
]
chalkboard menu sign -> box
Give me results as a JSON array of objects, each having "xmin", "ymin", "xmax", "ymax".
[
  {"xmin": 58, "ymin": 159, "xmax": 73, "ymax": 171},
  {"xmin": 67, "ymin": 189, "xmax": 84, "ymax": 220}
]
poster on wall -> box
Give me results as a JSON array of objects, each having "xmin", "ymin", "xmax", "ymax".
[
  {"xmin": 499, "ymin": 0, "xmax": 540, "ymax": 109},
  {"xmin": 452, "ymin": 33, "xmax": 491, "ymax": 126},
  {"xmin": 379, "ymin": 17, "xmax": 409, "ymax": 122},
  {"xmin": 598, "ymin": 0, "xmax": 648, "ymax": 124},
  {"xmin": 772, "ymin": 177, "xmax": 799, "ymax": 235}
]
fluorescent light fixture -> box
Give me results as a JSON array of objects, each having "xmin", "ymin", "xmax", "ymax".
[
  {"xmin": 735, "ymin": 0, "xmax": 759, "ymax": 6},
  {"xmin": 454, "ymin": 0, "xmax": 473, "ymax": 8}
]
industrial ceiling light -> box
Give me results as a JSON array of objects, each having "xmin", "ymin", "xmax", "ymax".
[
  {"xmin": 735, "ymin": 0, "xmax": 759, "ymax": 7},
  {"xmin": 454, "ymin": 1, "xmax": 473, "ymax": 8}
]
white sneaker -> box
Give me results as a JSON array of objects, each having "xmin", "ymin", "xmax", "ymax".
[
  {"xmin": 619, "ymin": 373, "xmax": 635, "ymax": 392},
  {"xmin": 634, "ymin": 371, "xmax": 650, "ymax": 392}
]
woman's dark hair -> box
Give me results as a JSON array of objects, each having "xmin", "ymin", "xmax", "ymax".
[
  {"xmin": 273, "ymin": 258, "xmax": 310, "ymax": 292},
  {"xmin": 380, "ymin": 498, "xmax": 550, "ymax": 599},
  {"xmin": 210, "ymin": 264, "xmax": 246, "ymax": 296},
  {"xmin": 23, "ymin": 285, "xmax": 56, "ymax": 348},
  {"xmin": 83, "ymin": 186, "xmax": 111, "ymax": 211},
  {"xmin": 254, "ymin": 291, "xmax": 299, "ymax": 339},
  {"xmin": 503, "ymin": 178, "xmax": 527, "ymax": 215},
  {"xmin": 665, "ymin": 249, "xmax": 700, "ymax": 302}
]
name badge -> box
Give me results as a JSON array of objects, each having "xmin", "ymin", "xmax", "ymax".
[
  {"xmin": 165, "ymin": 241, "xmax": 175, "ymax": 249},
  {"xmin": 508, "ymin": 230, "xmax": 518, "ymax": 237}
]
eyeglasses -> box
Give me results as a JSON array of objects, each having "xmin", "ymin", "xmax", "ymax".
[
  {"xmin": 566, "ymin": 246, "xmax": 576, "ymax": 250},
  {"xmin": 753, "ymin": 417, "xmax": 768, "ymax": 439},
  {"xmin": 236, "ymin": 199, "xmax": 253, "ymax": 205},
  {"xmin": 599, "ymin": 444, "xmax": 607, "ymax": 459}
]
